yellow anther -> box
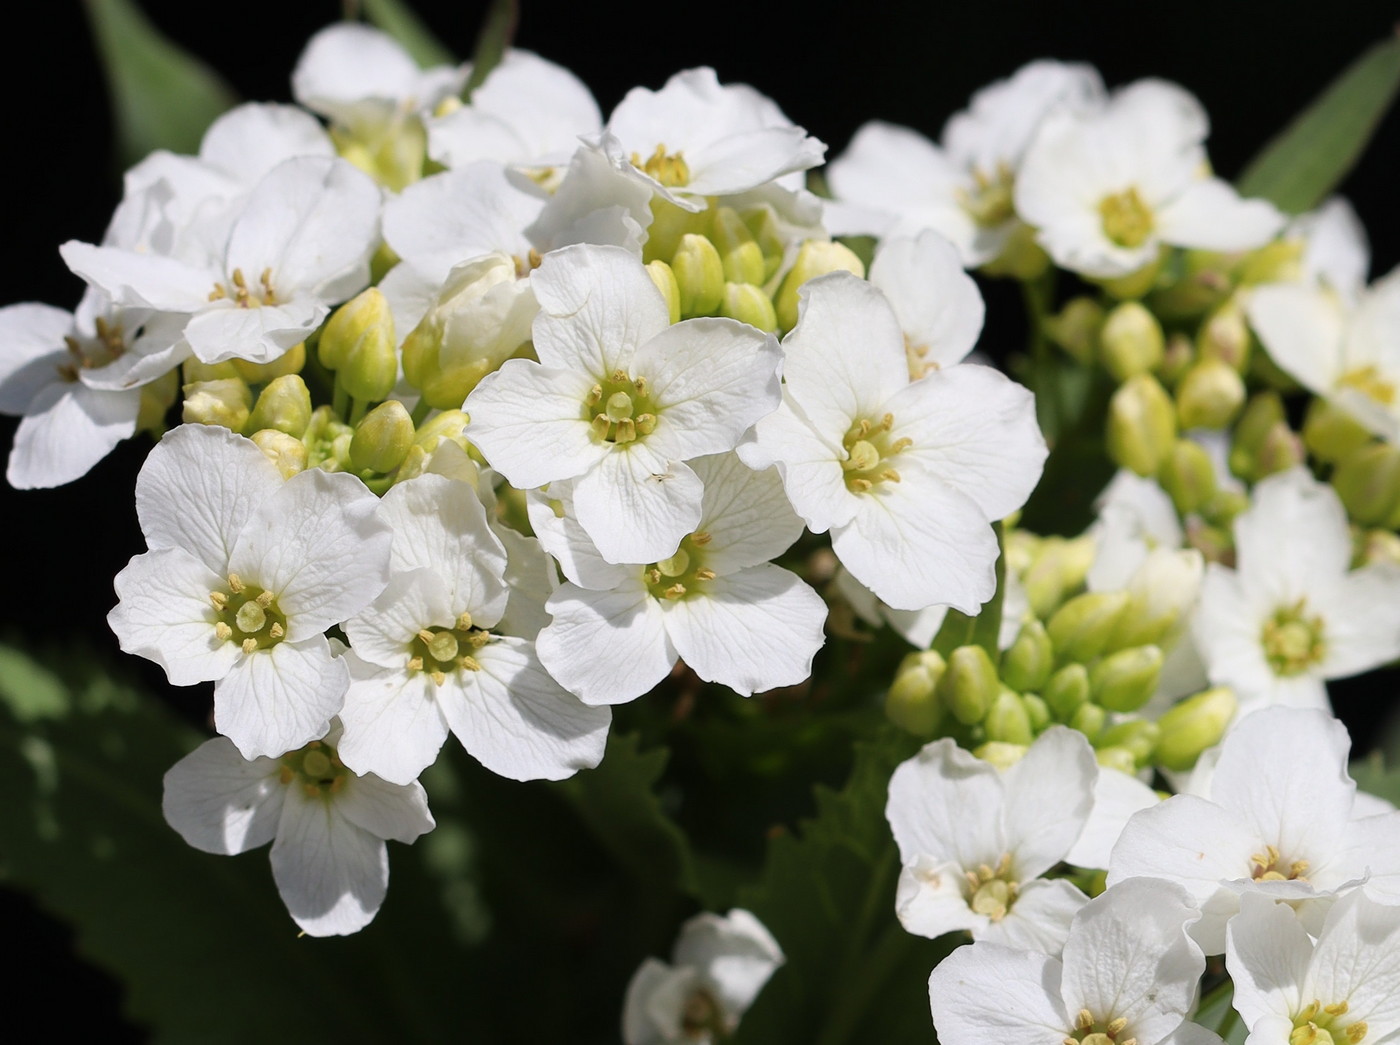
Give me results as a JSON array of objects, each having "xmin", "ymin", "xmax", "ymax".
[
  {"xmin": 690, "ymin": 531, "xmax": 712, "ymax": 546},
  {"xmin": 635, "ymin": 377, "xmax": 648, "ymax": 396},
  {"xmin": 634, "ymin": 413, "xmax": 657, "ymax": 436},
  {"xmin": 231, "ymin": 268, "xmax": 248, "ymax": 289},
  {"xmin": 880, "ymin": 468, "xmax": 902, "ymax": 483},
  {"xmin": 613, "ymin": 418, "xmax": 637, "ymax": 444},
  {"xmin": 1347, "ymin": 1022, "xmax": 1367, "ymax": 1043},
  {"xmin": 279, "ymin": 765, "xmax": 295, "ymax": 785},
  {"xmin": 1291, "ymin": 859, "xmax": 1311, "ymax": 878},
  {"xmin": 303, "ymin": 782, "xmax": 322, "ymax": 798},
  {"xmin": 227, "ymin": 574, "xmax": 245, "ymax": 593},
  {"xmin": 611, "ymin": 369, "xmax": 628, "ymax": 383},
  {"xmin": 586, "ymin": 384, "xmax": 604, "ymax": 406},
  {"xmin": 215, "ymin": 622, "xmax": 233, "ymax": 640},
  {"xmin": 646, "ymin": 568, "xmax": 662, "ymax": 584},
  {"xmin": 890, "ymin": 437, "xmax": 913, "ymax": 454},
  {"xmin": 268, "ymin": 622, "xmax": 285, "ymax": 640},
  {"xmin": 881, "ymin": 413, "xmax": 894, "ymax": 430},
  {"xmin": 1121, "ymin": 1038, "xmax": 1137, "ymax": 1045},
  {"xmin": 1077, "ymin": 1009, "xmax": 1095, "ymax": 1031},
  {"xmin": 456, "ymin": 611, "xmax": 473, "ymax": 632},
  {"xmin": 430, "ymin": 670, "xmax": 447, "ymax": 686},
  {"xmin": 527, "ymin": 248, "xmax": 542, "ymax": 270},
  {"xmin": 241, "ymin": 638, "xmax": 258, "ymax": 654},
  {"xmin": 255, "ymin": 590, "xmax": 275, "ymax": 608},
  {"xmin": 407, "ymin": 655, "xmax": 424, "ymax": 671},
  {"xmin": 695, "ymin": 568, "xmax": 717, "ymax": 581},
  {"xmin": 1107, "ymin": 1018, "xmax": 1128, "ymax": 1036},
  {"xmin": 851, "ymin": 478, "xmax": 873, "ymax": 492},
  {"xmin": 663, "ymin": 583, "xmax": 687, "ymax": 600},
  {"xmin": 856, "ymin": 419, "xmax": 871, "ymax": 436},
  {"xmin": 417, "ymin": 629, "xmax": 436, "ymax": 644},
  {"xmin": 1325, "ymin": 1003, "xmax": 1349, "ymax": 1017},
  {"xmin": 459, "ymin": 655, "xmax": 481, "ymax": 672},
  {"xmin": 590, "ymin": 414, "xmax": 613, "ymax": 440},
  {"xmin": 1099, "ymin": 187, "xmax": 1154, "ymax": 249},
  {"xmin": 467, "ymin": 632, "xmax": 489, "ymax": 648},
  {"xmin": 209, "ymin": 591, "xmax": 229, "ymax": 610}
]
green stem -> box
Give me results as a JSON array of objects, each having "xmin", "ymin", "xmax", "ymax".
[
  {"xmin": 1020, "ymin": 272, "xmax": 1059, "ymax": 441},
  {"xmin": 331, "ymin": 376, "xmax": 350, "ymax": 421},
  {"xmin": 348, "ymin": 396, "xmax": 371, "ymax": 427},
  {"xmin": 410, "ymin": 398, "xmax": 433, "ymax": 427}
]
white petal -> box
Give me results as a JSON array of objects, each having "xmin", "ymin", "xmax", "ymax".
[
  {"xmin": 689, "ymin": 453, "xmax": 806, "ymax": 574},
  {"xmin": 870, "ymin": 231, "xmax": 985, "ymax": 369},
  {"xmin": 572, "ymin": 447, "xmax": 703, "ymax": 565},
  {"xmin": 928, "ymin": 943, "xmax": 1070, "ymax": 1045},
  {"xmin": 214, "ymin": 640, "xmax": 349, "ymax": 760},
  {"xmin": 270, "ymin": 786, "xmax": 388, "ymax": 937},
  {"xmin": 983, "ymin": 878, "xmax": 1088, "ymax": 957},
  {"xmin": 182, "ymin": 297, "xmax": 326, "ymax": 366},
  {"xmin": 1316, "ymin": 564, "xmax": 1400, "ymax": 678},
  {"xmin": 0, "ymin": 302, "xmax": 72, "ymax": 413},
  {"xmin": 6, "ymin": 380, "xmax": 138, "ymax": 489},
  {"xmin": 336, "ymin": 772, "xmax": 434, "ymax": 845},
  {"xmin": 1156, "ymin": 178, "xmax": 1284, "ymax": 253},
  {"xmin": 896, "ymin": 855, "xmax": 983, "ymax": 939},
  {"xmin": 337, "ymin": 661, "xmax": 451, "ymax": 786},
  {"xmin": 59, "ymin": 240, "xmax": 214, "ymax": 313},
  {"xmin": 291, "ymin": 22, "xmax": 431, "ymax": 121},
  {"xmin": 742, "ymin": 398, "xmax": 852, "ymax": 532},
  {"xmin": 673, "ymin": 908, "xmax": 784, "ymax": 1017},
  {"xmin": 1246, "ymin": 283, "xmax": 1346, "ymax": 396},
  {"xmin": 525, "ymin": 480, "xmax": 634, "ymax": 591},
  {"xmin": 1225, "ymin": 892, "xmax": 1310, "ymax": 1029},
  {"xmin": 161, "ymin": 736, "xmax": 284, "ymax": 855},
  {"xmin": 1305, "ymin": 890, "xmax": 1400, "ymax": 1035},
  {"xmin": 199, "ymin": 102, "xmax": 334, "ymax": 183},
  {"xmin": 886, "ymin": 738, "xmax": 1006, "ymax": 869},
  {"xmin": 1001, "ymin": 726, "xmax": 1098, "ymax": 878},
  {"xmin": 1066, "ymin": 767, "xmax": 1161, "ymax": 870},
  {"xmin": 536, "ymin": 582, "xmax": 675, "ymax": 705}
]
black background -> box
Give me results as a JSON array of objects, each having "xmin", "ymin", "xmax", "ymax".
[{"xmin": 2, "ymin": 0, "xmax": 1398, "ymax": 1036}]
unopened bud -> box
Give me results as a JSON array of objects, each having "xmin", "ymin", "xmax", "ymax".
[
  {"xmin": 136, "ymin": 369, "xmax": 179, "ymax": 434},
  {"xmin": 973, "ymin": 742, "xmax": 1029, "ymax": 770},
  {"xmin": 1107, "ymin": 374, "xmax": 1176, "ymax": 476},
  {"xmin": 719, "ymin": 281, "xmax": 778, "ymax": 332},
  {"xmin": 349, "ymin": 400, "xmax": 416, "ymax": 474},
  {"xmin": 645, "ymin": 260, "xmax": 682, "ymax": 324},
  {"xmin": 250, "ymin": 428, "xmax": 308, "ymax": 478},
  {"xmin": 1303, "ymin": 399, "xmax": 1375, "ymax": 464},
  {"xmin": 182, "ymin": 358, "xmax": 241, "ymax": 384},
  {"xmin": 1158, "ymin": 333, "xmax": 1195, "ymax": 387},
  {"xmin": 1237, "ymin": 238, "xmax": 1303, "ymax": 287},
  {"xmin": 712, "ymin": 206, "xmax": 766, "ymax": 285},
  {"xmin": 1254, "ymin": 420, "xmax": 1304, "ymax": 479},
  {"xmin": 245, "ymin": 374, "xmax": 312, "ymax": 438},
  {"xmin": 1150, "ymin": 252, "xmax": 1234, "ymax": 320},
  {"xmin": 1099, "ymin": 301, "xmax": 1164, "ymax": 382},
  {"xmin": 742, "ymin": 207, "xmax": 787, "ymax": 283},
  {"xmin": 302, "ymin": 405, "xmax": 354, "ymax": 471},
  {"xmin": 322, "ymin": 288, "xmax": 397, "ymax": 401},
  {"xmin": 231, "ymin": 342, "xmax": 306, "ymax": 384},
  {"xmin": 1022, "ymin": 535, "xmax": 1096, "ymax": 619},
  {"xmin": 1047, "ymin": 590, "xmax": 1132, "ymax": 664},
  {"xmin": 1097, "ymin": 720, "xmax": 1161, "ymax": 765},
  {"xmin": 984, "ymin": 688, "xmax": 1034, "ymax": 745},
  {"xmin": 774, "ymin": 240, "xmax": 865, "ymax": 332},
  {"xmin": 1043, "ymin": 297, "xmax": 1104, "ymax": 366},
  {"xmin": 1158, "ymin": 438, "xmax": 1218, "ymax": 515},
  {"xmin": 1229, "ymin": 391, "xmax": 1286, "ymax": 479},
  {"xmin": 1022, "ymin": 694, "xmax": 1050, "ymax": 732},
  {"xmin": 885, "ymin": 650, "xmax": 947, "ymax": 736},
  {"xmin": 1154, "ymin": 686, "xmax": 1237, "ymax": 771},
  {"xmin": 1196, "ymin": 301, "xmax": 1251, "ymax": 371},
  {"xmin": 1069, "ymin": 701, "xmax": 1106, "ymax": 743},
  {"xmin": 672, "ymin": 233, "xmax": 725, "ymax": 317},
  {"xmin": 1333, "ymin": 443, "xmax": 1400, "ymax": 526},
  {"xmin": 1176, "ymin": 359, "xmax": 1245, "ymax": 430},
  {"xmin": 1094, "ymin": 746, "xmax": 1138, "ymax": 775},
  {"xmin": 182, "ymin": 378, "xmax": 251, "ymax": 430},
  {"xmin": 1001, "ymin": 619, "xmax": 1053, "ymax": 693},
  {"xmin": 1090, "ymin": 645, "xmax": 1164, "ymax": 713},
  {"xmin": 1044, "ymin": 663, "xmax": 1090, "ymax": 721},
  {"xmin": 937, "ymin": 644, "xmax": 1000, "ymax": 726},
  {"xmin": 414, "ymin": 408, "xmax": 471, "ymax": 452}
]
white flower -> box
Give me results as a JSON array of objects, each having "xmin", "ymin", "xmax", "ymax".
[
  {"xmin": 1015, "ymin": 79, "xmax": 1284, "ymax": 278},
  {"xmin": 868, "ymin": 231, "xmax": 986, "ymax": 379},
  {"xmin": 742, "ymin": 271, "xmax": 1045, "ymax": 612},
  {"xmin": 108, "ymin": 424, "xmax": 392, "ymax": 759},
  {"xmin": 622, "ymin": 908, "xmax": 783, "ymax": 1045},
  {"xmin": 1108, "ymin": 706, "xmax": 1400, "ymax": 954},
  {"xmin": 162, "ymin": 725, "xmax": 433, "ymax": 937},
  {"xmin": 1227, "ymin": 890, "xmax": 1400, "ymax": 1045},
  {"xmin": 465, "ymin": 244, "xmax": 782, "ymax": 564},
  {"xmin": 1192, "ymin": 467, "xmax": 1400, "ymax": 713},
  {"xmin": 531, "ymin": 453, "xmax": 826, "ymax": 704},
  {"xmin": 338, "ymin": 473, "xmax": 610, "ymax": 784},
  {"xmin": 827, "ymin": 60, "xmax": 1104, "ymax": 266},
  {"xmin": 886, "ymin": 727, "xmax": 1097, "ymax": 954},
  {"xmin": 928, "ymin": 877, "xmax": 1218, "ymax": 1045}
]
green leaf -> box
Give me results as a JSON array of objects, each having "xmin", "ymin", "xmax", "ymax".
[
  {"xmin": 361, "ymin": 0, "xmax": 455, "ymax": 69},
  {"xmin": 732, "ymin": 733, "xmax": 954, "ymax": 1045},
  {"xmin": 1195, "ymin": 980, "xmax": 1247, "ymax": 1045},
  {"xmin": 1237, "ymin": 34, "xmax": 1400, "ymax": 214},
  {"xmin": 82, "ymin": 0, "xmax": 238, "ymax": 166},
  {"xmin": 461, "ymin": 0, "xmax": 519, "ymax": 101},
  {"xmin": 930, "ymin": 521, "xmax": 1006, "ymax": 658}
]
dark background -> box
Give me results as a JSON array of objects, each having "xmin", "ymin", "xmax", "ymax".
[{"xmin": 2, "ymin": 0, "xmax": 1397, "ymax": 1036}]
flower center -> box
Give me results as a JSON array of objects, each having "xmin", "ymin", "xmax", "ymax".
[
  {"xmin": 903, "ymin": 335, "xmax": 940, "ymax": 381},
  {"xmin": 1098, "ymin": 187, "xmax": 1154, "ymax": 249},
  {"xmin": 279, "ymin": 738, "xmax": 349, "ymax": 799},
  {"xmin": 1062, "ymin": 1009, "xmax": 1137, "ymax": 1045},
  {"xmin": 407, "ymin": 612, "xmax": 490, "ymax": 686},
  {"xmin": 209, "ymin": 574, "xmax": 287, "ymax": 655},
  {"xmin": 644, "ymin": 531, "xmax": 715, "ymax": 602},
  {"xmin": 208, "ymin": 266, "xmax": 278, "ymax": 308},
  {"xmin": 1250, "ymin": 843, "xmax": 1310, "ymax": 882},
  {"xmin": 584, "ymin": 369, "xmax": 659, "ymax": 445},
  {"xmin": 681, "ymin": 985, "xmax": 728, "ymax": 1040},
  {"xmin": 55, "ymin": 315, "xmax": 128, "ymax": 383},
  {"xmin": 1260, "ymin": 599, "xmax": 1326, "ymax": 677},
  {"xmin": 957, "ymin": 163, "xmax": 1015, "ymax": 228},
  {"xmin": 1291, "ymin": 1000, "xmax": 1367, "ymax": 1045},
  {"xmin": 841, "ymin": 413, "xmax": 910, "ymax": 494},
  {"xmin": 963, "ymin": 853, "xmax": 1019, "ymax": 922},
  {"xmin": 632, "ymin": 143, "xmax": 691, "ymax": 188},
  {"xmin": 1337, "ymin": 364, "xmax": 1396, "ymax": 407}
]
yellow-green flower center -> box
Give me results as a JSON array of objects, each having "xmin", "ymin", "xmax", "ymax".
[
  {"xmin": 1099, "ymin": 187, "xmax": 1155, "ymax": 249},
  {"xmin": 1062, "ymin": 1009, "xmax": 1137, "ymax": 1045},
  {"xmin": 1250, "ymin": 843, "xmax": 1310, "ymax": 882},
  {"xmin": 407, "ymin": 612, "xmax": 490, "ymax": 686},
  {"xmin": 841, "ymin": 413, "xmax": 911, "ymax": 494},
  {"xmin": 957, "ymin": 163, "xmax": 1016, "ymax": 228},
  {"xmin": 1260, "ymin": 599, "xmax": 1326, "ymax": 677},
  {"xmin": 963, "ymin": 853, "xmax": 1018, "ymax": 922},
  {"xmin": 55, "ymin": 316, "xmax": 127, "ymax": 383},
  {"xmin": 584, "ymin": 368, "xmax": 659, "ymax": 445},
  {"xmin": 644, "ymin": 531, "xmax": 715, "ymax": 602},
  {"xmin": 208, "ymin": 267, "xmax": 278, "ymax": 308},
  {"xmin": 1290, "ymin": 1000, "xmax": 1367, "ymax": 1045},
  {"xmin": 279, "ymin": 739, "xmax": 349, "ymax": 800},
  {"xmin": 632, "ymin": 143, "xmax": 691, "ymax": 188},
  {"xmin": 681, "ymin": 986, "xmax": 727, "ymax": 1040},
  {"xmin": 210, "ymin": 574, "xmax": 287, "ymax": 654}
]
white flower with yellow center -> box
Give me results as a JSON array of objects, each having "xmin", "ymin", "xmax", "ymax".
[
  {"xmin": 1108, "ymin": 706, "xmax": 1400, "ymax": 955},
  {"xmin": 742, "ymin": 271, "xmax": 1045, "ymax": 613},
  {"xmin": 337, "ymin": 473, "xmax": 610, "ymax": 784},
  {"xmin": 886, "ymin": 727, "xmax": 1097, "ymax": 955},
  {"xmin": 928, "ymin": 878, "xmax": 1218, "ymax": 1045},
  {"xmin": 1191, "ymin": 467, "xmax": 1400, "ymax": 713},
  {"xmin": 108, "ymin": 424, "xmax": 392, "ymax": 759},
  {"xmin": 868, "ymin": 231, "xmax": 986, "ymax": 380},
  {"xmin": 1227, "ymin": 890, "xmax": 1400, "ymax": 1045},
  {"xmin": 1015, "ymin": 78, "xmax": 1283, "ymax": 279},
  {"xmin": 465, "ymin": 244, "xmax": 782, "ymax": 565},
  {"xmin": 162, "ymin": 724, "xmax": 434, "ymax": 938},
  {"xmin": 530, "ymin": 453, "xmax": 826, "ymax": 704}
]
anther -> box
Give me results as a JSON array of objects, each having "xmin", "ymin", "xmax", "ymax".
[
  {"xmin": 255, "ymin": 590, "xmax": 275, "ymax": 608},
  {"xmin": 227, "ymin": 574, "xmax": 245, "ymax": 593},
  {"xmin": 881, "ymin": 413, "xmax": 894, "ymax": 430},
  {"xmin": 634, "ymin": 376, "xmax": 648, "ymax": 396},
  {"xmin": 880, "ymin": 468, "xmax": 902, "ymax": 483},
  {"xmin": 695, "ymin": 568, "xmax": 717, "ymax": 581},
  {"xmin": 268, "ymin": 622, "xmax": 285, "ymax": 639},
  {"xmin": 241, "ymin": 638, "xmax": 258, "ymax": 654},
  {"xmin": 209, "ymin": 592, "xmax": 229, "ymax": 610},
  {"xmin": 890, "ymin": 437, "xmax": 913, "ymax": 453},
  {"xmin": 407, "ymin": 656, "xmax": 424, "ymax": 671},
  {"xmin": 1077, "ymin": 1010, "xmax": 1095, "ymax": 1031},
  {"xmin": 663, "ymin": 584, "xmax": 687, "ymax": 600},
  {"xmin": 459, "ymin": 655, "xmax": 481, "ymax": 671},
  {"xmin": 586, "ymin": 385, "xmax": 604, "ymax": 406},
  {"xmin": 691, "ymin": 531, "xmax": 712, "ymax": 546},
  {"xmin": 456, "ymin": 612, "xmax": 473, "ymax": 631},
  {"xmin": 1107, "ymin": 1018, "xmax": 1128, "ymax": 1035},
  {"xmin": 851, "ymin": 478, "xmax": 873, "ymax": 492},
  {"xmin": 430, "ymin": 670, "xmax": 446, "ymax": 686},
  {"xmin": 215, "ymin": 622, "xmax": 233, "ymax": 640}
]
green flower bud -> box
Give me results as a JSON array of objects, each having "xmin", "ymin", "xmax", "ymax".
[
  {"xmin": 1154, "ymin": 686, "xmax": 1237, "ymax": 771},
  {"xmin": 645, "ymin": 260, "xmax": 682, "ymax": 325},
  {"xmin": 1196, "ymin": 300, "xmax": 1252, "ymax": 372},
  {"xmin": 331, "ymin": 116, "xmax": 428, "ymax": 193},
  {"xmin": 1158, "ymin": 333, "xmax": 1195, "ymax": 387},
  {"xmin": 1069, "ymin": 702, "xmax": 1106, "ymax": 743},
  {"xmin": 245, "ymin": 374, "xmax": 313, "ymax": 438},
  {"xmin": 1149, "ymin": 253, "xmax": 1234, "ymax": 320},
  {"xmin": 1022, "ymin": 694, "xmax": 1050, "ymax": 732},
  {"xmin": 182, "ymin": 358, "xmax": 240, "ymax": 384},
  {"xmin": 1044, "ymin": 663, "xmax": 1090, "ymax": 721},
  {"xmin": 937, "ymin": 644, "xmax": 1000, "ymax": 726},
  {"xmin": 302, "ymin": 405, "xmax": 354, "ymax": 472},
  {"xmin": 1097, "ymin": 720, "xmax": 1161, "ymax": 765},
  {"xmin": 136, "ymin": 369, "xmax": 180, "ymax": 435},
  {"xmin": 414, "ymin": 408, "xmax": 471, "ymax": 452},
  {"xmin": 1158, "ymin": 438, "xmax": 1218, "ymax": 516},
  {"xmin": 1090, "ymin": 645, "xmax": 1164, "ymax": 713},
  {"xmin": 1333, "ymin": 443, "xmax": 1400, "ymax": 526},
  {"xmin": 1099, "ymin": 301, "xmax": 1164, "ymax": 382},
  {"xmin": 985, "ymin": 688, "xmax": 1034, "ymax": 746},
  {"xmin": 250, "ymin": 428, "xmax": 308, "ymax": 478},
  {"xmin": 1001, "ymin": 619, "xmax": 1054, "ymax": 693},
  {"xmin": 774, "ymin": 240, "xmax": 865, "ymax": 332},
  {"xmin": 182, "ymin": 378, "xmax": 251, "ymax": 431},
  {"xmin": 1254, "ymin": 420, "xmax": 1304, "ymax": 479},
  {"xmin": 1107, "ymin": 374, "xmax": 1177, "ymax": 476},
  {"xmin": 671, "ymin": 233, "xmax": 725, "ymax": 317},
  {"xmin": 1237, "ymin": 238, "xmax": 1303, "ymax": 287},
  {"xmin": 1022, "ymin": 535, "xmax": 1096, "ymax": 619},
  {"xmin": 885, "ymin": 650, "xmax": 947, "ymax": 737},
  {"xmin": 1047, "ymin": 590, "xmax": 1132, "ymax": 665},
  {"xmin": 1043, "ymin": 296, "xmax": 1104, "ymax": 366},
  {"xmin": 349, "ymin": 400, "xmax": 416, "ymax": 474},
  {"xmin": 1229, "ymin": 391, "xmax": 1286, "ymax": 480},
  {"xmin": 642, "ymin": 197, "xmax": 708, "ymax": 265},
  {"xmin": 1094, "ymin": 746, "xmax": 1138, "ymax": 775},
  {"xmin": 711, "ymin": 206, "xmax": 767, "ymax": 286},
  {"xmin": 1176, "ymin": 358, "xmax": 1245, "ymax": 430},
  {"xmin": 230, "ymin": 343, "xmax": 306, "ymax": 386},
  {"xmin": 972, "ymin": 742, "xmax": 1029, "ymax": 771},
  {"xmin": 719, "ymin": 282, "xmax": 778, "ymax": 332},
  {"xmin": 741, "ymin": 207, "xmax": 787, "ymax": 283},
  {"xmin": 322, "ymin": 288, "xmax": 398, "ymax": 402},
  {"xmin": 1303, "ymin": 398, "xmax": 1375, "ymax": 464}
]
